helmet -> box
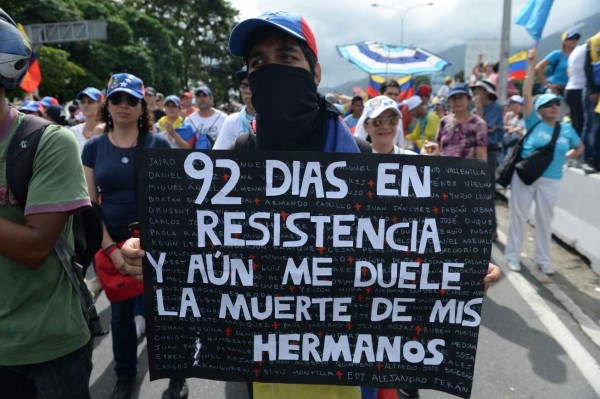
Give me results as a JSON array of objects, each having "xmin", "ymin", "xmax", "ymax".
[{"xmin": 0, "ymin": 8, "xmax": 31, "ymax": 90}]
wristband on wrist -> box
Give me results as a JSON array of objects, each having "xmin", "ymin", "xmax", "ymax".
[{"xmin": 103, "ymin": 242, "xmax": 118, "ymax": 255}]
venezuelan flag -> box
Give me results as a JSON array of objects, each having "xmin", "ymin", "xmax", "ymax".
[
  {"xmin": 17, "ymin": 23, "xmax": 42, "ymax": 93},
  {"xmin": 508, "ymin": 51, "xmax": 527, "ymax": 81},
  {"xmin": 367, "ymin": 75, "xmax": 414, "ymax": 100}
]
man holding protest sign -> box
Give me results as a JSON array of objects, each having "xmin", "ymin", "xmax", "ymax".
[{"xmin": 122, "ymin": 9, "xmax": 501, "ymax": 399}]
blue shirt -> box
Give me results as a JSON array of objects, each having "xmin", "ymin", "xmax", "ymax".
[
  {"xmin": 522, "ymin": 112, "xmax": 580, "ymax": 179},
  {"xmin": 482, "ymin": 101, "xmax": 504, "ymax": 146},
  {"xmin": 343, "ymin": 114, "xmax": 360, "ymax": 128},
  {"xmin": 544, "ymin": 50, "xmax": 569, "ymax": 86},
  {"xmin": 82, "ymin": 133, "xmax": 171, "ymax": 241}
]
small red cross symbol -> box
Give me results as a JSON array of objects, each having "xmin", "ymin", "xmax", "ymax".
[
  {"xmin": 357, "ymin": 294, "xmax": 364, "ymax": 302},
  {"xmin": 376, "ymin": 362, "xmax": 384, "ymax": 371},
  {"xmin": 280, "ymin": 210, "xmax": 289, "ymax": 220},
  {"xmin": 288, "ymin": 285, "xmax": 296, "ymax": 293},
  {"xmin": 367, "ymin": 191, "xmax": 373, "ymax": 199},
  {"xmin": 223, "ymin": 173, "xmax": 230, "ymax": 181},
  {"xmin": 346, "ymin": 256, "xmax": 355, "ymax": 264},
  {"xmin": 439, "ymin": 289, "xmax": 447, "ymax": 296},
  {"xmin": 365, "ymin": 287, "xmax": 373, "ymax": 295},
  {"xmin": 354, "ymin": 203, "xmax": 362, "ymax": 211},
  {"xmin": 252, "ymin": 262, "xmax": 260, "ymax": 271},
  {"xmin": 335, "ymin": 370, "xmax": 344, "ymax": 380},
  {"xmin": 442, "ymin": 193, "xmax": 448, "ymax": 200},
  {"xmin": 316, "ymin": 247, "xmax": 326, "ymax": 255},
  {"xmin": 224, "ymin": 327, "xmax": 232, "ymax": 337},
  {"xmin": 253, "ymin": 197, "xmax": 261, "ymax": 206},
  {"xmin": 416, "ymin": 257, "xmax": 423, "ymax": 264},
  {"xmin": 415, "ymin": 325, "xmax": 422, "ymax": 335},
  {"xmin": 345, "ymin": 322, "xmax": 353, "ymax": 331},
  {"xmin": 432, "ymin": 206, "xmax": 440, "ymax": 215},
  {"xmin": 391, "ymin": 216, "xmax": 399, "ymax": 224},
  {"xmin": 368, "ymin": 179, "xmax": 375, "ymax": 187},
  {"xmin": 253, "ymin": 368, "xmax": 261, "ymax": 377},
  {"xmin": 272, "ymin": 321, "xmax": 279, "ymax": 330}
]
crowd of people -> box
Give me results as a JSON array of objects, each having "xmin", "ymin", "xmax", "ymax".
[{"xmin": 2, "ymin": 3, "xmax": 598, "ymax": 399}]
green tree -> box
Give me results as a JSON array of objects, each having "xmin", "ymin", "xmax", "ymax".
[{"xmin": 126, "ymin": 0, "xmax": 240, "ymax": 103}]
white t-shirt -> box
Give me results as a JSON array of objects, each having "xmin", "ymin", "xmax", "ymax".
[
  {"xmin": 184, "ymin": 108, "xmax": 227, "ymax": 144},
  {"xmin": 437, "ymin": 85, "xmax": 450, "ymax": 99},
  {"xmin": 69, "ymin": 123, "xmax": 91, "ymax": 154},
  {"xmin": 372, "ymin": 146, "xmax": 417, "ymax": 155},
  {"xmin": 566, "ymin": 44, "xmax": 587, "ymax": 90},
  {"xmin": 213, "ymin": 112, "xmax": 244, "ymax": 150}
]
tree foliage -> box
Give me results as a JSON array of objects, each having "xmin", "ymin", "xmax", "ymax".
[
  {"xmin": 7, "ymin": 0, "xmax": 239, "ymax": 103},
  {"xmin": 126, "ymin": 0, "xmax": 240, "ymax": 103}
]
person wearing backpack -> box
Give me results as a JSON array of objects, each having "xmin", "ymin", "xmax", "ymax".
[
  {"xmin": 0, "ymin": 8, "xmax": 94, "ymax": 399},
  {"xmin": 504, "ymin": 48, "xmax": 584, "ymax": 275}
]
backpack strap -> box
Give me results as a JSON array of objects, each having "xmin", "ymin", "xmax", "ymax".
[{"xmin": 6, "ymin": 114, "xmax": 51, "ymax": 207}]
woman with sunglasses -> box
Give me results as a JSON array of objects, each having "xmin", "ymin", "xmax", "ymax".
[
  {"xmin": 504, "ymin": 49, "xmax": 584, "ymax": 276},
  {"xmin": 81, "ymin": 73, "xmax": 171, "ymax": 399},
  {"xmin": 355, "ymin": 96, "xmax": 416, "ymax": 156}
]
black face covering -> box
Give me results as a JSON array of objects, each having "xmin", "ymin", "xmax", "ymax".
[{"xmin": 248, "ymin": 63, "xmax": 326, "ymax": 151}]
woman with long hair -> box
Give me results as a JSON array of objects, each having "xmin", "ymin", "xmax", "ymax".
[
  {"xmin": 81, "ymin": 73, "xmax": 170, "ymax": 399},
  {"xmin": 504, "ymin": 49, "xmax": 584, "ymax": 275}
]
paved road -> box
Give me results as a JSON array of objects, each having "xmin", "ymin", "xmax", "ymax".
[{"xmin": 89, "ymin": 197, "xmax": 600, "ymax": 398}]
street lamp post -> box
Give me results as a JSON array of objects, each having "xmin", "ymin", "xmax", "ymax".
[{"xmin": 372, "ymin": 2, "xmax": 434, "ymax": 45}]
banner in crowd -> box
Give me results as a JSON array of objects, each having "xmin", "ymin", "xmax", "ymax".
[{"xmin": 138, "ymin": 150, "xmax": 495, "ymax": 398}]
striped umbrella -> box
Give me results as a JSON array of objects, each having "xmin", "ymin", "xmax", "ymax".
[{"xmin": 336, "ymin": 41, "xmax": 451, "ymax": 76}]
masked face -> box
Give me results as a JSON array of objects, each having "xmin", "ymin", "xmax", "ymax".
[{"xmin": 248, "ymin": 63, "xmax": 324, "ymax": 151}]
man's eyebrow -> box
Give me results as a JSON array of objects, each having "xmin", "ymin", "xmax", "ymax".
[{"xmin": 248, "ymin": 44, "xmax": 301, "ymax": 60}]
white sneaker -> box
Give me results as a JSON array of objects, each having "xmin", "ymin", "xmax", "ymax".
[
  {"xmin": 508, "ymin": 261, "xmax": 521, "ymax": 272},
  {"xmin": 135, "ymin": 315, "xmax": 146, "ymax": 339},
  {"xmin": 539, "ymin": 264, "xmax": 554, "ymax": 275}
]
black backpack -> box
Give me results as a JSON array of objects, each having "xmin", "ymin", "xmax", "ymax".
[{"xmin": 6, "ymin": 114, "xmax": 104, "ymax": 269}]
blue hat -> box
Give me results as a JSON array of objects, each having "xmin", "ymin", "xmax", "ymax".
[
  {"xmin": 562, "ymin": 29, "xmax": 581, "ymax": 41},
  {"xmin": 194, "ymin": 85, "xmax": 213, "ymax": 97},
  {"xmin": 229, "ymin": 10, "xmax": 318, "ymax": 59},
  {"xmin": 106, "ymin": 73, "xmax": 145, "ymax": 99},
  {"xmin": 535, "ymin": 93, "xmax": 562, "ymax": 110},
  {"xmin": 40, "ymin": 96, "xmax": 59, "ymax": 107},
  {"xmin": 448, "ymin": 83, "xmax": 472, "ymax": 99},
  {"xmin": 19, "ymin": 100, "xmax": 41, "ymax": 113},
  {"xmin": 76, "ymin": 87, "xmax": 103, "ymax": 102},
  {"xmin": 164, "ymin": 94, "xmax": 180, "ymax": 107}
]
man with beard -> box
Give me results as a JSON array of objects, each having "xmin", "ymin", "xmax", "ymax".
[{"xmin": 184, "ymin": 85, "xmax": 227, "ymax": 149}]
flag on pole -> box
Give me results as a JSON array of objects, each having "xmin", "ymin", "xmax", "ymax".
[
  {"xmin": 508, "ymin": 51, "xmax": 528, "ymax": 80},
  {"xmin": 17, "ymin": 23, "xmax": 42, "ymax": 93},
  {"xmin": 515, "ymin": 0, "xmax": 554, "ymax": 42},
  {"xmin": 366, "ymin": 75, "xmax": 414, "ymax": 100}
]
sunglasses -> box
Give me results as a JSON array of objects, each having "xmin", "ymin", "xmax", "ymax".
[
  {"xmin": 539, "ymin": 99, "xmax": 561, "ymax": 109},
  {"xmin": 108, "ymin": 94, "xmax": 141, "ymax": 107},
  {"xmin": 368, "ymin": 116, "xmax": 399, "ymax": 128}
]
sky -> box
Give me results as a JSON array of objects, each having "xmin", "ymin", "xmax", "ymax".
[{"xmin": 226, "ymin": 0, "xmax": 597, "ymax": 89}]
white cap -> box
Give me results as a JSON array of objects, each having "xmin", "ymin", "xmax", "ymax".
[{"xmin": 406, "ymin": 95, "xmax": 423, "ymax": 112}]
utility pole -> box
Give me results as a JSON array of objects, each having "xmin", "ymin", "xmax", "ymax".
[{"xmin": 498, "ymin": 0, "xmax": 512, "ymax": 104}]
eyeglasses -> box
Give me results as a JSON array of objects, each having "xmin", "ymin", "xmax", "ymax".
[
  {"xmin": 539, "ymin": 99, "xmax": 561, "ymax": 109},
  {"xmin": 367, "ymin": 116, "xmax": 399, "ymax": 127},
  {"xmin": 108, "ymin": 94, "xmax": 141, "ymax": 107}
]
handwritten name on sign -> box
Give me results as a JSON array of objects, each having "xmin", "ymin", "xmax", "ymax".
[{"xmin": 138, "ymin": 150, "xmax": 494, "ymax": 398}]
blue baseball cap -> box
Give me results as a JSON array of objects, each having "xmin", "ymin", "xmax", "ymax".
[
  {"xmin": 535, "ymin": 93, "xmax": 562, "ymax": 110},
  {"xmin": 229, "ymin": 10, "xmax": 318, "ymax": 60},
  {"xmin": 76, "ymin": 87, "xmax": 103, "ymax": 102},
  {"xmin": 106, "ymin": 73, "xmax": 145, "ymax": 99},
  {"xmin": 40, "ymin": 96, "xmax": 59, "ymax": 107},
  {"xmin": 562, "ymin": 29, "xmax": 581, "ymax": 41},
  {"xmin": 194, "ymin": 85, "xmax": 212, "ymax": 97},
  {"xmin": 164, "ymin": 94, "xmax": 180, "ymax": 107},
  {"xmin": 19, "ymin": 100, "xmax": 41, "ymax": 113},
  {"xmin": 447, "ymin": 83, "xmax": 472, "ymax": 99}
]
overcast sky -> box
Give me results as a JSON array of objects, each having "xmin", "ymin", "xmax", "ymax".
[{"xmin": 227, "ymin": 0, "xmax": 597, "ymax": 88}]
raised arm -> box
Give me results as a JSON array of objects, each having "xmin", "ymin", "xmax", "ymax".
[{"xmin": 523, "ymin": 49, "xmax": 537, "ymax": 117}]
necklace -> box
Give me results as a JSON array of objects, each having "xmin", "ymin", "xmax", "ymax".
[{"xmin": 111, "ymin": 132, "xmax": 138, "ymax": 164}]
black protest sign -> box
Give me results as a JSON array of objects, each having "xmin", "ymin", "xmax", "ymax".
[{"xmin": 138, "ymin": 149, "xmax": 494, "ymax": 398}]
